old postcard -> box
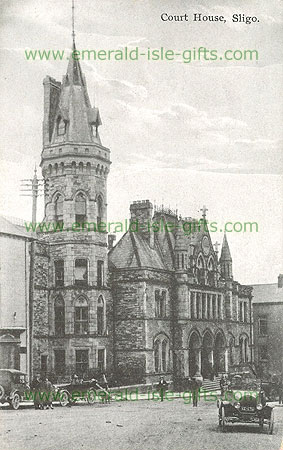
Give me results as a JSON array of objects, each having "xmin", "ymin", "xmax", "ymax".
[{"xmin": 0, "ymin": 0, "xmax": 282, "ymax": 449}]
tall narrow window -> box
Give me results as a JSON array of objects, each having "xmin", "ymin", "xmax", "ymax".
[
  {"xmin": 74, "ymin": 297, "xmax": 88, "ymax": 335},
  {"xmin": 154, "ymin": 337, "xmax": 169, "ymax": 373},
  {"xmin": 97, "ymin": 260, "xmax": 104, "ymax": 287},
  {"xmin": 57, "ymin": 117, "xmax": 66, "ymax": 136},
  {"xmin": 239, "ymin": 337, "xmax": 243, "ymax": 362},
  {"xmin": 54, "ymin": 194, "xmax": 63, "ymax": 225},
  {"xmin": 91, "ymin": 123, "xmax": 97, "ymax": 137},
  {"xmin": 244, "ymin": 302, "xmax": 248, "ymax": 322},
  {"xmin": 155, "ymin": 290, "xmax": 160, "ymax": 317},
  {"xmin": 75, "ymin": 193, "xmax": 86, "ymax": 224},
  {"xmin": 154, "ymin": 340, "xmax": 160, "ymax": 373},
  {"xmin": 74, "ymin": 259, "xmax": 88, "ymax": 286},
  {"xmin": 97, "ymin": 296, "xmax": 104, "ymax": 335},
  {"xmin": 228, "ymin": 339, "xmax": 234, "ymax": 365},
  {"xmin": 54, "ymin": 260, "xmax": 64, "ymax": 287},
  {"xmin": 160, "ymin": 291, "xmax": 166, "ymax": 317},
  {"xmin": 244, "ymin": 338, "xmax": 248, "ymax": 362},
  {"xmin": 97, "ymin": 349, "xmax": 105, "ymax": 372},
  {"xmin": 75, "ymin": 349, "xmax": 89, "ymax": 376},
  {"xmin": 54, "ymin": 295, "xmax": 65, "ymax": 336},
  {"xmin": 97, "ymin": 195, "xmax": 103, "ymax": 225},
  {"xmin": 54, "ymin": 350, "xmax": 65, "ymax": 375},
  {"xmin": 162, "ymin": 340, "xmax": 168, "ymax": 372}
]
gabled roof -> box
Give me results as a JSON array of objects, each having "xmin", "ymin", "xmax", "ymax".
[
  {"xmin": 0, "ymin": 216, "xmax": 33, "ymax": 239},
  {"xmin": 109, "ymin": 231, "xmax": 166, "ymax": 270}
]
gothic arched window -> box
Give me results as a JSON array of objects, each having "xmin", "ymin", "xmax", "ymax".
[
  {"xmin": 207, "ymin": 258, "xmax": 215, "ymax": 287},
  {"xmin": 154, "ymin": 340, "xmax": 160, "ymax": 373},
  {"xmin": 75, "ymin": 193, "xmax": 86, "ymax": 224},
  {"xmin": 57, "ymin": 117, "xmax": 66, "ymax": 136},
  {"xmin": 196, "ymin": 254, "xmax": 205, "ymax": 284},
  {"xmin": 154, "ymin": 336, "xmax": 169, "ymax": 373},
  {"xmin": 97, "ymin": 296, "xmax": 105, "ymax": 335},
  {"xmin": 54, "ymin": 295, "xmax": 65, "ymax": 336}
]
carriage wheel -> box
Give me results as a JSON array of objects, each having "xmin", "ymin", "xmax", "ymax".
[
  {"xmin": 87, "ymin": 389, "xmax": 96, "ymax": 405},
  {"xmin": 59, "ymin": 391, "xmax": 70, "ymax": 407},
  {"xmin": 10, "ymin": 393, "xmax": 20, "ymax": 410}
]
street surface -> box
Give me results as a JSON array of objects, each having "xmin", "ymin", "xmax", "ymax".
[{"xmin": 0, "ymin": 398, "xmax": 282, "ymax": 450}]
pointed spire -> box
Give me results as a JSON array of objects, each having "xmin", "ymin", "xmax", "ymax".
[
  {"xmin": 220, "ymin": 232, "xmax": 232, "ymax": 261},
  {"xmin": 72, "ymin": 0, "xmax": 75, "ymax": 46}
]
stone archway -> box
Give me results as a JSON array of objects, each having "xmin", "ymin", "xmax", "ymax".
[
  {"xmin": 214, "ymin": 331, "xmax": 226, "ymax": 374},
  {"xmin": 188, "ymin": 331, "xmax": 201, "ymax": 377},
  {"xmin": 201, "ymin": 331, "xmax": 214, "ymax": 379}
]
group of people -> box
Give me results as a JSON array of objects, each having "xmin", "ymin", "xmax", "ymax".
[
  {"xmin": 30, "ymin": 374, "xmax": 55, "ymax": 410},
  {"xmin": 157, "ymin": 374, "xmax": 203, "ymax": 407}
]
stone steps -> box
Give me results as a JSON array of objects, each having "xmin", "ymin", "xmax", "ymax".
[{"xmin": 202, "ymin": 377, "xmax": 221, "ymax": 392}]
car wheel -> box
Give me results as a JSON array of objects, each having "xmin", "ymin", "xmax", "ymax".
[
  {"xmin": 87, "ymin": 388, "xmax": 96, "ymax": 405},
  {"xmin": 268, "ymin": 410, "xmax": 274, "ymax": 435},
  {"xmin": 10, "ymin": 393, "xmax": 21, "ymax": 410},
  {"xmin": 59, "ymin": 391, "xmax": 70, "ymax": 407}
]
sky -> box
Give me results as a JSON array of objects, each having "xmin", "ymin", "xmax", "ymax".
[{"xmin": 0, "ymin": 0, "xmax": 282, "ymax": 284}]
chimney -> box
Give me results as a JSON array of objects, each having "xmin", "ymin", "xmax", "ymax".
[
  {"xmin": 108, "ymin": 234, "xmax": 116, "ymax": 250},
  {"xmin": 130, "ymin": 200, "xmax": 154, "ymax": 248},
  {"xmin": 278, "ymin": 274, "xmax": 283, "ymax": 288},
  {"xmin": 43, "ymin": 76, "xmax": 61, "ymax": 146}
]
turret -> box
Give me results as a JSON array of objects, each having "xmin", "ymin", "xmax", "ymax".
[{"xmin": 219, "ymin": 233, "xmax": 233, "ymax": 280}]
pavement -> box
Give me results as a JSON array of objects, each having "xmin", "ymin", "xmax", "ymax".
[{"xmin": 0, "ymin": 397, "xmax": 283, "ymax": 450}]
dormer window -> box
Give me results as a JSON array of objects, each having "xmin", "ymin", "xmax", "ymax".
[
  {"xmin": 57, "ymin": 117, "xmax": 67, "ymax": 136},
  {"xmin": 90, "ymin": 123, "xmax": 97, "ymax": 137}
]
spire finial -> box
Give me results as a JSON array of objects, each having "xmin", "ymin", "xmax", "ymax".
[{"xmin": 72, "ymin": 0, "xmax": 75, "ymax": 46}]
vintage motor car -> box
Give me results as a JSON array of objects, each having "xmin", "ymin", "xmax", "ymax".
[
  {"xmin": 56, "ymin": 377, "xmax": 108, "ymax": 406},
  {"xmin": 217, "ymin": 373, "xmax": 274, "ymax": 434},
  {"xmin": 0, "ymin": 369, "xmax": 30, "ymax": 410}
]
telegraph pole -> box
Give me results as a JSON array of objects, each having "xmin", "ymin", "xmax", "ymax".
[{"xmin": 20, "ymin": 167, "xmax": 44, "ymax": 380}]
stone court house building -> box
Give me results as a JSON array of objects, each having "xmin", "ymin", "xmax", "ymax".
[{"xmin": 32, "ymin": 41, "xmax": 253, "ymax": 385}]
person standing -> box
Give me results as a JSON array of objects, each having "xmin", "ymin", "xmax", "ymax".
[
  {"xmin": 31, "ymin": 374, "xmax": 41, "ymax": 410},
  {"xmin": 191, "ymin": 377, "xmax": 199, "ymax": 407},
  {"xmin": 157, "ymin": 376, "xmax": 168, "ymax": 402}
]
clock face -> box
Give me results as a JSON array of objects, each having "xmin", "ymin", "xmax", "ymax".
[{"xmin": 202, "ymin": 236, "xmax": 210, "ymax": 256}]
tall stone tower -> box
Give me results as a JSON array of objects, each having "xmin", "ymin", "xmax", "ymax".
[{"xmin": 32, "ymin": 39, "xmax": 112, "ymax": 380}]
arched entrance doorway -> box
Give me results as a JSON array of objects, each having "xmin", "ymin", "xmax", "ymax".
[
  {"xmin": 201, "ymin": 331, "xmax": 214, "ymax": 379},
  {"xmin": 214, "ymin": 331, "xmax": 226, "ymax": 374},
  {"xmin": 188, "ymin": 331, "xmax": 201, "ymax": 377}
]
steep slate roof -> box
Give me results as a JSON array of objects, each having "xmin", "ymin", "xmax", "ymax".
[
  {"xmin": 251, "ymin": 283, "xmax": 283, "ymax": 304},
  {"xmin": 109, "ymin": 231, "xmax": 166, "ymax": 270},
  {"xmin": 51, "ymin": 43, "xmax": 102, "ymax": 145},
  {"xmin": 108, "ymin": 212, "xmax": 217, "ymax": 272}
]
